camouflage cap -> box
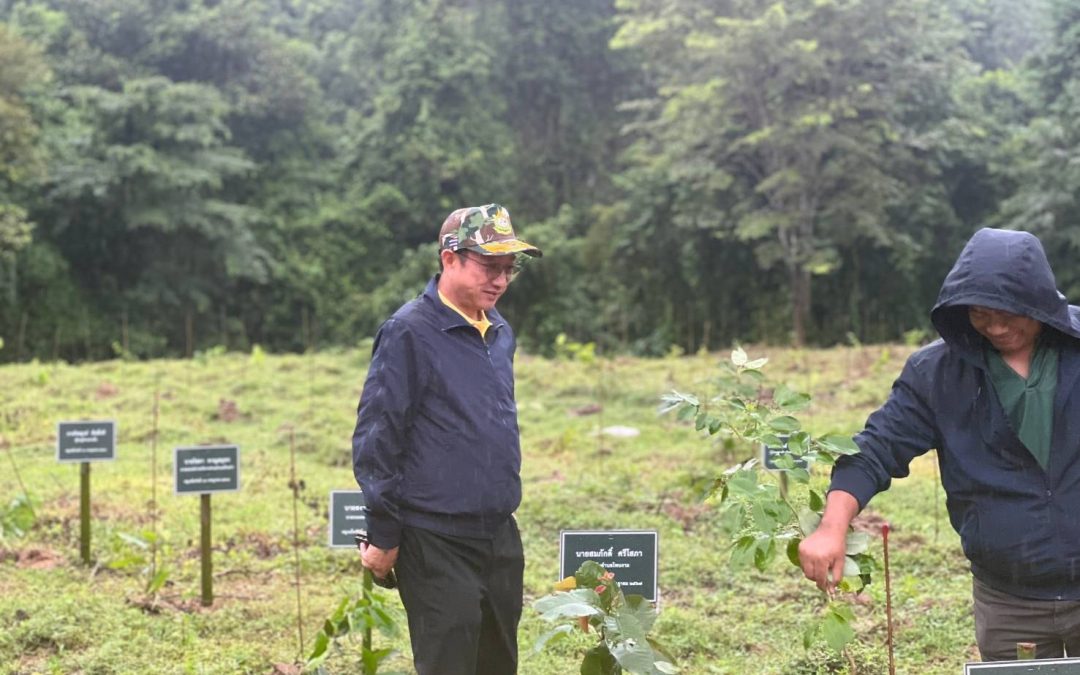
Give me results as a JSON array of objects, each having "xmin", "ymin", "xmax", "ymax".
[{"xmin": 438, "ymin": 204, "xmax": 542, "ymax": 257}]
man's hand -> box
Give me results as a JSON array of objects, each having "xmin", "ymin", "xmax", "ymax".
[
  {"xmin": 360, "ymin": 543, "xmax": 399, "ymax": 580},
  {"xmin": 798, "ymin": 490, "xmax": 860, "ymax": 594},
  {"xmin": 798, "ymin": 523, "xmax": 848, "ymax": 594}
]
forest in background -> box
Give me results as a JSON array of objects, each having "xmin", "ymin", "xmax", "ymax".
[{"xmin": 1, "ymin": 0, "xmax": 1078, "ymax": 360}]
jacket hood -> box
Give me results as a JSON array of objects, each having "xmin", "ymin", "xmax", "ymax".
[
  {"xmin": 931, "ymin": 229, "xmax": 1080, "ymax": 354},
  {"xmin": 931, "ymin": 228, "xmax": 1080, "ymax": 357}
]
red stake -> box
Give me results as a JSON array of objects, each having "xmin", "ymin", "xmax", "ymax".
[{"xmin": 882, "ymin": 523, "xmax": 895, "ymax": 675}]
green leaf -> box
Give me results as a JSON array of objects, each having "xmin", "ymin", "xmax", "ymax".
[
  {"xmin": 581, "ymin": 644, "xmax": 617, "ymax": 675},
  {"xmin": 786, "ymin": 537, "xmax": 802, "ymax": 567},
  {"xmin": 774, "ymin": 385, "xmax": 811, "ymax": 412},
  {"xmin": 533, "ymin": 624, "xmax": 575, "ymax": 653},
  {"xmin": 361, "ymin": 646, "xmax": 395, "ymax": 672},
  {"xmin": 731, "ymin": 347, "xmax": 748, "ymax": 366},
  {"xmin": 818, "ymin": 435, "xmax": 859, "ymax": 455},
  {"xmin": 145, "ymin": 567, "xmax": 169, "ymax": 595},
  {"xmin": 308, "ymin": 631, "xmax": 330, "ymax": 661},
  {"xmin": 768, "ymin": 416, "xmax": 800, "ymax": 433},
  {"xmin": 808, "ymin": 490, "xmax": 824, "ymax": 512},
  {"xmin": 842, "ymin": 556, "xmax": 862, "ymax": 577},
  {"xmin": 787, "ymin": 467, "xmax": 811, "ymax": 483},
  {"xmin": 621, "ymin": 595, "xmax": 658, "ymax": 635},
  {"xmin": 760, "ymin": 433, "xmax": 785, "ymax": 450},
  {"xmin": 844, "ymin": 531, "xmax": 870, "ymax": 556},
  {"xmin": 744, "ymin": 357, "xmax": 768, "ymax": 369},
  {"xmin": 786, "ymin": 432, "xmax": 809, "ymax": 455},
  {"xmin": 610, "ymin": 637, "xmax": 656, "ymax": 673},
  {"xmin": 725, "ymin": 471, "xmax": 758, "ymax": 497},
  {"xmin": 753, "ymin": 537, "xmax": 776, "ymax": 572},
  {"xmin": 821, "ymin": 608, "xmax": 856, "ymax": 653},
  {"xmin": 534, "ymin": 590, "xmax": 603, "ymax": 622},
  {"xmin": 799, "ymin": 509, "xmax": 822, "ymax": 536}
]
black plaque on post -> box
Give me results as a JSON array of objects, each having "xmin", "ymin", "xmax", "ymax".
[
  {"xmin": 173, "ymin": 444, "xmax": 239, "ymax": 606},
  {"xmin": 328, "ymin": 490, "xmax": 367, "ymax": 548},
  {"xmin": 57, "ymin": 421, "xmax": 116, "ymax": 463},
  {"xmin": 761, "ymin": 434, "xmax": 808, "ymax": 471},
  {"xmin": 965, "ymin": 659, "xmax": 1080, "ymax": 673},
  {"xmin": 560, "ymin": 530, "xmax": 659, "ymax": 603},
  {"xmin": 173, "ymin": 445, "xmax": 240, "ymax": 494}
]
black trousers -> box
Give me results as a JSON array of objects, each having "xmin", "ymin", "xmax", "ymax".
[
  {"xmin": 973, "ymin": 576, "xmax": 1080, "ymax": 660},
  {"xmin": 396, "ymin": 518, "xmax": 524, "ymax": 675}
]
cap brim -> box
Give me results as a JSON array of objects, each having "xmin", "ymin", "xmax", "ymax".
[{"xmin": 469, "ymin": 239, "xmax": 543, "ymax": 257}]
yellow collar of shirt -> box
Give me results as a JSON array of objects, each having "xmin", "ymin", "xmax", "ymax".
[{"xmin": 438, "ymin": 290, "xmax": 491, "ymax": 338}]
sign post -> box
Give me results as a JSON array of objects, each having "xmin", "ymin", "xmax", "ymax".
[
  {"xmin": 174, "ymin": 445, "xmax": 240, "ymax": 606},
  {"xmin": 560, "ymin": 530, "xmax": 659, "ymax": 603},
  {"xmin": 57, "ymin": 420, "xmax": 117, "ymax": 565},
  {"xmin": 327, "ymin": 490, "xmax": 376, "ymax": 656}
]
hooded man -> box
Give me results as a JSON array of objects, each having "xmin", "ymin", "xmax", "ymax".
[{"xmin": 799, "ymin": 228, "xmax": 1080, "ymax": 661}]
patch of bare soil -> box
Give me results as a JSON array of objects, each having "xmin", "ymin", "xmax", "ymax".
[
  {"xmin": 851, "ymin": 510, "xmax": 889, "ymax": 536},
  {"xmin": 660, "ymin": 497, "xmax": 711, "ymax": 532},
  {"xmin": 214, "ymin": 398, "xmax": 250, "ymax": 422},
  {"xmin": 126, "ymin": 594, "xmax": 205, "ymax": 614},
  {"xmin": 95, "ymin": 382, "xmax": 120, "ymax": 399},
  {"xmin": 570, "ymin": 403, "xmax": 603, "ymax": 416},
  {"xmin": 6, "ymin": 547, "xmax": 65, "ymax": 570}
]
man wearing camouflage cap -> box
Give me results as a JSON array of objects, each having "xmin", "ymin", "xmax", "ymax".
[{"xmin": 352, "ymin": 204, "xmax": 541, "ymax": 674}]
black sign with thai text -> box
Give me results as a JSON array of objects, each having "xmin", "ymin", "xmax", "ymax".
[
  {"xmin": 174, "ymin": 445, "xmax": 240, "ymax": 494},
  {"xmin": 560, "ymin": 530, "xmax": 658, "ymax": 603},
  {"xmin": 57, "ymin": 421, "xmax": 116, "ymax": 463},
  {"xmin": 328, "ymin": 490, "xmax": 367, "ymax": 548}
]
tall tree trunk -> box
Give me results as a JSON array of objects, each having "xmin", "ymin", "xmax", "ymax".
[{"xmin": 790, "ymin": 263, "xmax": 811, "ymax": 347}]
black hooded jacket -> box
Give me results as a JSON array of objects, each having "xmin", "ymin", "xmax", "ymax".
[{"xmin": 830, "ymin": 228, "xmax": 1080, "ymax": 599}]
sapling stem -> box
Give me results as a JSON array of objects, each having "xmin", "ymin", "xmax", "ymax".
[{"xmin": 882, "ymin": 523, "xmax": 895, "ymax": 675}]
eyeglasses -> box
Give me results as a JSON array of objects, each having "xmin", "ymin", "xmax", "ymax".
[{"xmin": 458, "ymin": 252, "xmax": 525, "ymax": 282}]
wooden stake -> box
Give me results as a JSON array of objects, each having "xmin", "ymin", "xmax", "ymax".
[
  {"xmin": 200, "ymin": 494, "xmax": 212, "ymax": 606},
  {"xmin": 80, "ymin": 462, "xmax": 91, "ymax": 565}
]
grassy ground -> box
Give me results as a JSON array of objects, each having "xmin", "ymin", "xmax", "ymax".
[{"xmin": 0, "ymin": 345, "xmax": 980, "ymax": 674}]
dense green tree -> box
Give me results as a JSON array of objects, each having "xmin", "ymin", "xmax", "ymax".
[
  {"xmin": 0, "ymin": 0, "xmax": 1069, "ymax": 359},
  {"xmin": 612, "ymin": 0, "xmax": 968, "ymax": 345},
  {"xmin": 0, "ymin": 24, "xmax": 46, "ymax": 254},
  {"xmin": 1001, "ymin": 0, "xmax": 1080, "ymax": 299}
]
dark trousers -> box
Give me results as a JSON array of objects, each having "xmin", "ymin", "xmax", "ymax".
[
  {"xmin": 396, "ymin": 518, "xmax": 524, "ymax": 675},
  {"xmin": 973, "ymin": 576, "xmax": 1080, "ymax": 660}
]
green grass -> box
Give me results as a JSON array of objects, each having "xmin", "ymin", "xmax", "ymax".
[{"xmin": 0, "ymin": 345, "xmax": 978, "ymax": 674}]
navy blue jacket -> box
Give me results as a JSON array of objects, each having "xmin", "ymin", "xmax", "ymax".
[
  {"xmin": 352, "ymin": 277, "xmax": 522, "ymax": 549},
  {"xmin": 831, "ymin": 228, "xmax": 1080, "ymax": 599}
]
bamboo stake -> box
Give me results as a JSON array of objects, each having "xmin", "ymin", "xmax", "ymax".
[
  {"xmin": 289, "ymin": 428, "xmax": 305, "ymax": 657},
  {"xmin": 150, "ymin": 385, "xmax": 160, "ymax": 583},
  {"xmin": 882, "ymin": 523, "xmax": 895, "ymax": 675}
]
